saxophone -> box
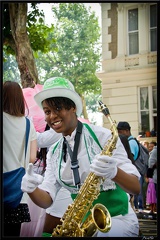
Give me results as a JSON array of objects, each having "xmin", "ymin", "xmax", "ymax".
[{"xmin": 52, "ymin": 101, "xmax": 118, "ymax": 237}]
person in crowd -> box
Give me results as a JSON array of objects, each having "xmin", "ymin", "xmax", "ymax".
[
  {"xmin": 21, "ymin": 111, "xmax": 90, "ymax": 236},
  {"xmin": 145, "ymin": 176, "xmax": 157, "ymax": 214},
  {"xmin": 20, "ymin": 125, "xmax": 72, "ymax": 237},
  {"xmin": 148, "ymin": 141, "xmax": 157, "ymax": 153},
  {"xmin": 136, "ymin": 134, "xmax": 142, "ymax": 141},
  {"xmin": 21, "ymin": 77, "xmax": 141, "ymax": 237},
  {"xmin": 118, "ymin": 134, "xmax": 134, "ymax": 164},
  {"xmin": 140, "ymin": 140, "xmax": 149, "ymax": 209},
  {"xmin": 118, "ymin": 134, "xmax": 135, "ymax": 210},
  {"xmin": 141, "ymin": 141, "xmax": 149, "ymax": 150},
  {"xmin": 3, "ymin": 81, "xmax": 37, "ymax": 237},
  {"xmin": 37, "ymin": 118, "xmax": 91, "ymax": 235},
  {"xmin": 146, "ymin": 140, "xmax": 157, "ymax": 210},
  {"xmin": 148, "ymin": 145, "xmax": 157, "ymax": 211},
  {"xmin": 117, "ymin": 121, "xmax": 145, "ymax": 213}
]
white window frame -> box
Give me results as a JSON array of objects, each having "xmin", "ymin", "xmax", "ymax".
[
  {"xmin": 149, "ymin": 3, "xmax": 157, "ymax": 52},
  {"xmin": 127, "ymin": 8, "xmax": 139, "ymax": 55},
  {"xmin": 138, "ymin": 85, "xmax": 157, "ymax": 133}
]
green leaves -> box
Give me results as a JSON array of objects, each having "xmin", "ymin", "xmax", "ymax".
[
  {"xmin": 27, "ymin": 24, "xmax": 55, "ymax": 53},
  {"xmin": 3, "ymin": 2, "xmax": 102, "ymax": 113},
  {"xmin": 48, "ymin": 3, "xmax": 101, "ymax": 95},
  {"xmin": 3, "ymin": 3, "xmax": 57, "ymax": 56}
]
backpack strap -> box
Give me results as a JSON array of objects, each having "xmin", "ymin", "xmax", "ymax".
[
  {"xmin": 128, "ymin": 136, "xmax": 134, "ymax": 141},
  {"xmin": 128, "ymin": 137, "xmax": 140, "ymax": 160},
  {"xmin": 25, "ymin": 117, "xmax": 30, "ymax": 158}
]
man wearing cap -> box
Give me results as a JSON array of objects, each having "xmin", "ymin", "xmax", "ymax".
[
  {"xmin": 117, "ymin": 122, "xmax": 140, "ymax": 160},
  {"xmin": 117, "ymin": 121, "xmax": 144, "ymax": 213},
  {"xmin": 21, "ymin": 77, "xmax": 141, "ymax": 237}
]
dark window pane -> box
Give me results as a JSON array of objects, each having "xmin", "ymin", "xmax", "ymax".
[
  {"xmin": 150, "ymin": 4, "xmax": 157, "ymax": 28},
  {"xmin": 141, "ymin": 111, "xmax": 150, "ymax": 132},
  {"xmin": 128, "ymin": 9, "xmax": 138, "ymax": 31},
  {"xmin": 152, "ymin": 86, "xmax": 157, "ymax": 109},
  {"xmin": 150, "ymin": 29, "xmax": 157, "ymax": 51},
  {"xmin": 129, "ymin": 32, "xmax": 139, "ymax": 55}
]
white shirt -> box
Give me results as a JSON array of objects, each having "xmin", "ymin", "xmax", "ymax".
[
  {"xmin": 37, "ymin": 128, "xmax": 62, "ymax": 149},
  {"xmin": 3, "ymin": 112, "xmax": 37, "ymax": 202},
  {"xmin": 39, "ymin": 123, "xmax": 141, "ymax": 236},
  {"xmin": 39, "ymin": 123, "xmax": 140, "ymax": 200}
]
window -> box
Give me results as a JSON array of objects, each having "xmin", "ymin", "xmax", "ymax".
[
  {"xmin": 139, "ymin": 86, "xmax": 157, "ymax": 134},
  {"xmin": 152, "ymin": 86, "xmax": 157, "ymax": 113},
  {"xmin": 128, "ymin": 8, "xmax": 139, "ymax": 55},
  {"xmin": 150, "ymin": 4, "xmax": 157, "ymax": 51}
]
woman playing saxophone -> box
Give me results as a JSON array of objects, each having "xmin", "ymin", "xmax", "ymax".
[{"xmin": 21, "ymin": 77, "xmax": 140, "ymax": 237}]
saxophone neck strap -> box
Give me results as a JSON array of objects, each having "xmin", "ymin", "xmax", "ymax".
[{"xmin": 64, "ymin": 120, "xmax": 83, "ymax": 187}]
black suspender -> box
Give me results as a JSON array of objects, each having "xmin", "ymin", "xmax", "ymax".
[{"xmin": 63, "ymin": 120, "xmax": 82, "ymax": 187}]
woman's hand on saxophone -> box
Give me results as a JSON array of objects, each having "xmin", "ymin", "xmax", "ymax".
[{"xmin": 90, "ymin": 154, "xmax": 118, "ymax": 180}]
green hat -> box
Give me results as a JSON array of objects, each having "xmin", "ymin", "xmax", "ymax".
[{"xmin": 34, "ymin": 77, "xmax": 82, "ymax": 116}]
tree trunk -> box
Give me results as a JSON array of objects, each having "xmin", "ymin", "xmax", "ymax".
[
  {"xmin": 9, "ymin": 3, "xmax": 39, "ymax": 88},
  {"xmin": 81, "ymin": 95, "xmax": 89, "ymax": 119}
]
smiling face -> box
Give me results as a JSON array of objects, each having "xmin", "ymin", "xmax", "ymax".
[{"xmin": 42, "ymin": 97, "xmax": 78, "ymax": 136}]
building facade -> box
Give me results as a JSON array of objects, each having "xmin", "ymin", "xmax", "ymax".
[{"xmin": 96, "ymin": 2, "xmax": 157, "ymax": 139}]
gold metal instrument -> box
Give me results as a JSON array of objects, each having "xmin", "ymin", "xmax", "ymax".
[{"xmin": 52, "ymin": 101, "xmax": 118, "ymax": 237}]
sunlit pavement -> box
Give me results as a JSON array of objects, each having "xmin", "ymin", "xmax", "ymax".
[
  {"xmin": 135, "ymin": 209, "xmax": 157, "ymax": 237},
  {"xmin": 135, "ymin": 209, "xmax": 157, "ymax": 220}
]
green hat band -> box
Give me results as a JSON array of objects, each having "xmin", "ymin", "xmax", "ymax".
[{"xmin": 43, "ymin": 77, "xmax": 74, "ymax": 91}]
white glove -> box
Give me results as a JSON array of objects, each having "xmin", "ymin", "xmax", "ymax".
[
  {"xmin": 90, "ymin": 154, "xmax": 118, "ymax": 180},
  {"xmin": 21, "ymin": 163, "xmax": 44, "ymax": 193}
]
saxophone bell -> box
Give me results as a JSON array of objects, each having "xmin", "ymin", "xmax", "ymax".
[{"xmin": 81, "ymin": 203, "xmax": 112, "ymax": 237}]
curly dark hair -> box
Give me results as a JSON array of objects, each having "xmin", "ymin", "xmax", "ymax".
[{"xmin": 43, "ymin": 97, "xmax": 76, "ymax": 111}]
